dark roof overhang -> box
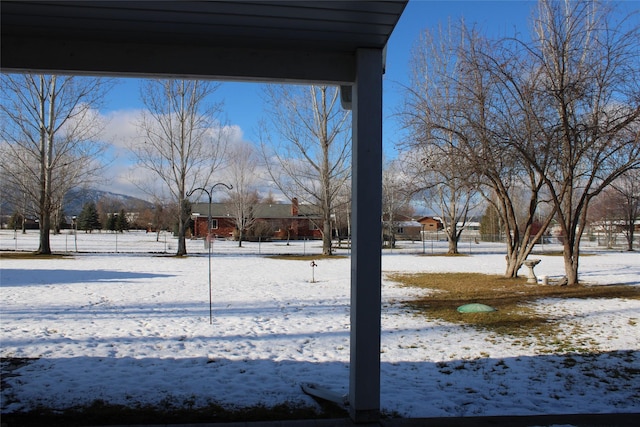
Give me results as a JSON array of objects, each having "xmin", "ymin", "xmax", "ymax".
[{"xmin": 1, "ymin": 1, "xmax": 407, "ymax": 85}]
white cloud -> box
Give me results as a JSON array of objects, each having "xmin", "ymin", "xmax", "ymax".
[
  {"xmin": 101, "ymin": 109, "xmax": 145, "ymax": 149},
  {"xmin": 95, "ymin": 109, "xmax": 259, "ymax": 201}
]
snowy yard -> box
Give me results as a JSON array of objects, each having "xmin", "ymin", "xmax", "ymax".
[{"xmin": 1, "ymin": 230, "xmax": 639, "ymax": 418}]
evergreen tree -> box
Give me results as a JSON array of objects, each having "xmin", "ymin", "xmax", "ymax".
[
  {"xmin": 115, "ymin": 209, "xmax": 128, "ymax": 232},
  {"xmin": 78, "ymin": 202, "xmax": 101, "ymax": 233},
  {"xmin": 105, "ymin": 213, "xmax": 116, "ymax": 232}
]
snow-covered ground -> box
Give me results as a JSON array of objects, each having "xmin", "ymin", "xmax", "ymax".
[{"xmin": 1, "ymin": 230, "xmax": 639, "ymax": 418}]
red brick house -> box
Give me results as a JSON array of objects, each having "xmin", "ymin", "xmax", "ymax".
[{"xmin": 190, "ymin": 198, "xmax": 322, "ymax": 241}]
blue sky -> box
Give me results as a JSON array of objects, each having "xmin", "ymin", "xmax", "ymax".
[
  {"xmin": 382, "ymin": 0, "xmax": 537, "ymax": 153},
  {"xmin": 100, "ymin": 0, "xmax": 638, "ymax": 199},
  {"xmin": 102, "ymin": 1, "xmax": 538, "ymax": 158}
]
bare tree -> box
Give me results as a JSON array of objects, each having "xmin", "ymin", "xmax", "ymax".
[
  {"xmin": 403, "ymin": 145, "xmax": 477, "ymax": 254},
  {"xmin": 153, "ymin": 199, "xmax": 178, "ymax": 242},
  {"xmin": 458, "ymin": 30, "xmax": 557, "ymax": 277},
  {"xmin": 0, "ymin": 145, "xmax": 38, "ymax": 231},
  {"xmin": 610, "ymin": 169, "xmax": 640, "ymax": 251},
  {"xmin": 382, "ymin": 159, "xmax": 413, "ymax": 249},
  {"xmin": 505, "ymin": 0, "xmax": 640, "ymax": 284},
  {"xmin": 224, "ymin": 141, "xmax": 260, "ymax": 246},
  {"xmin": 260, "ymin": 85, "xmax": 351, "ymax": 255},
  {"xmin": 588, "ymin": 187, "xmax": 623, "ymax": 248},
  {"xmin": 333, "ymin": 181, "xmax": 352, "ymax": 246},
  {"xmin": 0, "ymin": 74, "xmax": 109, "ymax": 254},
  {"xmin": 131, "ymin": 79, "xmax": 228, "ymax": 256},
  {"xmin": 400, "ymin": 23, "xmax": 483, "ymax": 255},
  {"xmin": 401, "ymin": 4, "xmax": 640, "ymax": 281}
]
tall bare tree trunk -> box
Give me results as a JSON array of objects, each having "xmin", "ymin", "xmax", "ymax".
[
  {"xmin": 132, "ymin": 79, "xmax": 227, "ymax": 256},
  {"xmin": 2, "ymin": 74, "xmax": 109, "ymax": 255},
  {"xmin": 563, "ymin": 244, "xmax": 579, "ymax": 286},
  {"xmin": 261, "ymin": 85, "xmax": 351, "ymax": 256},
  {"xmin": 177, "ymin": 198, "xmax": 188, "ymax": 256}
]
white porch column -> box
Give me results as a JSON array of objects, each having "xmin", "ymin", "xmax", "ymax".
[{"xmin": 349, "ymin": 47, "xmax": 383, "ymax": 423}]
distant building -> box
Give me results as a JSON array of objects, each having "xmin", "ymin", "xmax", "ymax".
[
  {"xmin": 416, "ymin": 216, "xmax": 444, "ymax": 232},
  {"xmin": 383, "ymin": 215, "xmax": 442, "ymax": 241},
  {"xmin": 190, "ymin": 198, "xmax": 322, "ymax": 241}
]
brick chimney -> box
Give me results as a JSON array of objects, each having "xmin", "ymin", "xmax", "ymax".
[{"xmin": 291, "ymin": 197, "xmax": 299, "ymax": 216}]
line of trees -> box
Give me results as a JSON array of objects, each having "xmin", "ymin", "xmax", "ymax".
[
  {"xmin": 225, "ymin": 141, "xmax": 260, "ymax": 247},
  {"xmin": 2, "ymin": 2, "xmax": 636, "ymax": 276},
  {"xmin": 73, "ymin": 202, "xmax": 129, "ymax": 233},
  {"xmin": 399, "ymin": 0, "xmax": 640, "ymax": 284},
  {"xmin": 588, "ymin": 169, "xmax": 640, "ymax": 251},
  {"xmin": 0, "ymin": 73, "xmax": 350, "ymax": 257},
  {"xmin": 1, "ymin": 75, "xmax": 111, "ymax": 254}
]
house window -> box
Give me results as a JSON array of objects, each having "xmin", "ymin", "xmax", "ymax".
[
  {"xmin": 396, "ymin": 227, "xmax": 404, "ymax": 234},
  {"xmin": 210, "ymin": 219, "xmax": 218, "ymax": 229},
  {"xmin": 269, "ymin": 220, "xmax": 281, "ymax": 232},
  {"xmin": 309, "ymin": 222, "xmax": 319, "ymax": 230}
]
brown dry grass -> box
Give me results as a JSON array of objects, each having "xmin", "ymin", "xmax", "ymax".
[
  {"xmin": 388, "ymin": 272, "xmax": 640, "ymax": 339},
  {"xmin": 0, "ymin": 252, "xmax": 70, "ymax": 259},
  {"xmin": 268, "ymin": 254, "xmax": 347, "ymax": 260}
]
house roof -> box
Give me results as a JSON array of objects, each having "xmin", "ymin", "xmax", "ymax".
[
  {"xmin": 2, "ymin": 1, "xmax": 407, "ymax": 84},
  {"xmin": 395, "ymin": 220, "xmax": 422, "ymax": 228},
  {"xmin": 417, "ymin": 216, "xmax": 442, "ymax": 224},
  {"xmin": 191, "ymin": 202, "xmax": 320, "ymax": 219}
]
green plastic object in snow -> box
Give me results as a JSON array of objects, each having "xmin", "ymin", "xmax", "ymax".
[{"xmin": 457, "ymin": 303, "xmax": 496, "ymax": 313}]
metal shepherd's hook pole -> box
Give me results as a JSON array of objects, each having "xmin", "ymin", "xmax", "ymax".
[{"xmin": 186, "ymin": 182, "xmax": 233, "ymax": 324}]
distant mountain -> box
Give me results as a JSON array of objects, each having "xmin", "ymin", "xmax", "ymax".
[
  {"xmin": 1, "ymin": 188, "xmax": 153, "ymax": 221},
  {"xmin": 63, "ymin": 188, "xmax": 153, "ymax": 216}
]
